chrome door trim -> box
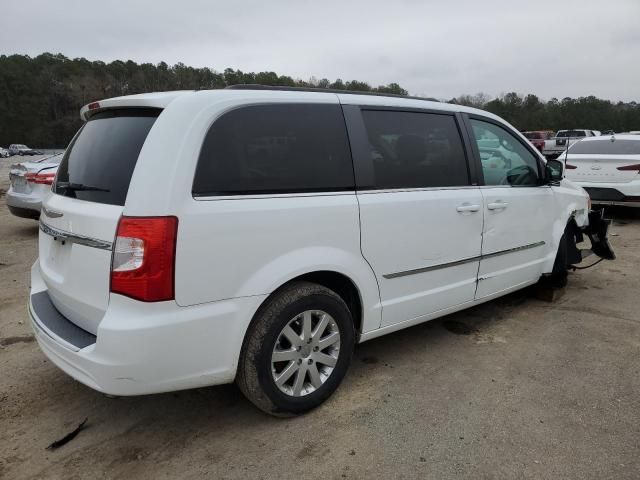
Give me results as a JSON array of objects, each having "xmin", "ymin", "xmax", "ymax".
[
  {"xmin": 39, "ymin": 221, "xmax": 113, "ymax": 251},
  {"xmin": 481, "ymin": 241, "xmax": 546, "ymax": 260},
  {"xmin": 383, "ymin": 241, "xmax": 545, "ymax": 279},
  {"xmin": 383, "ymin": 255, "xmax": 481, "ymax": 279}
]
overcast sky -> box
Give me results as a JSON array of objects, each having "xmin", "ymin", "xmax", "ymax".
[{"xmin": 2, "ymin": 0, "xmax": 638, "ymax": 101}]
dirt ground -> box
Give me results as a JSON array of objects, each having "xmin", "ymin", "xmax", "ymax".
[{"xmin": 1, "ymin": 155, "xmax": 639, "ymax": 480}]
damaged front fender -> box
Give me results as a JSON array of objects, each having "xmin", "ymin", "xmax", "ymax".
[
  {"xmin": 584, "ymin": 210, "xmax": 616, "ymax": 261},
  {"xmin": 566, "ymin": 210, "xmax": 616, "ymax": 266}
]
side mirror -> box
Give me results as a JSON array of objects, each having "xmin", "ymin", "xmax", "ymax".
[{"xmin": 546, "ymin": 159, "xmax": 564, "ymax": 183}]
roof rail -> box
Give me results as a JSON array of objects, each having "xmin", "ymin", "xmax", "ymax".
[{"xmin": 225, "ymin": 84, "xmax": 439, "ymax": 102}]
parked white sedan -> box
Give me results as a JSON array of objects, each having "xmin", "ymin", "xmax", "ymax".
[
  {"xmin": 6, "ymin": 153, "xmax": 62, "ymax": 219},
  {"xmin": 563, "ymin": 134, "xmax": 640, "ymax": 207}
]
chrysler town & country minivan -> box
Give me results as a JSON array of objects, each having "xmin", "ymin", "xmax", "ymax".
[{"xmin": 29, "ymin": 86, "xmax": 614, "ymax": 415}]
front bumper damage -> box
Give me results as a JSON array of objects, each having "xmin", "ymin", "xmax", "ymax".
[{"xmin": 566, "ymin": 209, "xmax": 616, "ymax": 266}]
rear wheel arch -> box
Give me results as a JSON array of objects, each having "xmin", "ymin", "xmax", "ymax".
[{"xmin": 248, "ymin": 270, "xmax": 363, "ymax": 338}]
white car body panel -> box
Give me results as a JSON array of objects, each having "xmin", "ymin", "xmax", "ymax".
[
  {"xmin": 31, "ymin": 89, "xmax": 591, "ymax": 396},
  {"xmin": 476, "ymin": 186, "xmax": 557, "ymax": 298},
  {"xmin": 175, "ymin": 193, "xmax": 383, "ymax": 333},
  {"xmin": 357, "ymin": 188, "xmax": 483, "ymax": 327},
  {"xmin": 38, "ymin": 195, "xmax": 123, "ymax": 334}
]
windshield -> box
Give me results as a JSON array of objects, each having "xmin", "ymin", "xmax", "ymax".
[{"xmin": 54, "ymin": 109, "xmax": 160, "ymax": 206}]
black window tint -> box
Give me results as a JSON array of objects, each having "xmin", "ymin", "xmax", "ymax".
[
  {"xmin": 54, "ymin": 109, "xmax": 160, "ymax": 206},
  {"xmin": 360, "ymin": 110, "xmax": 469, "ymax": 188},
  {"xmin": 557, "ymin": 130, "xmax": 586, "ymax": 138},
  {"xmin": 193, "ymin": 104, "xmax": 354, "ymax": 196},
  {"xmin": 569, "ymin": 139, "xmax": 640, "ymax": 155},
  {"xmin": 470, "ymin": 119, "xmax": 540, "ymax": 187}
]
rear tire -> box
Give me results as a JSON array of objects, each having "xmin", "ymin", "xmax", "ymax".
[{"xmin": 236, "ymin": 281, "xmax": 355, "ymax": 416}]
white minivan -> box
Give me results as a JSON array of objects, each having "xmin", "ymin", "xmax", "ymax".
[{"xmin": 29, "ymin": 86, "xmax": 614, "ymax": 415}]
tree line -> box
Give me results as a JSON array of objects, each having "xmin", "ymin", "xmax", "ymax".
[
  {"xmin": 0, "ymin": 53, "xmax": 638, "ymax": 147},
  {"xmin": 451, "ymin": 92, "xmax": 640, "ymax": 134}
]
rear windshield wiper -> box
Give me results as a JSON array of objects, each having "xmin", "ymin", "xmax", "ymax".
[{"xmin": 57, "ymin": 182, "xmax": 110, "ymax": 192}]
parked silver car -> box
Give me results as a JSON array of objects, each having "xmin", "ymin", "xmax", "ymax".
[
  {"xmin": 6, "ymin": 153, "xmax": 62, "ymax": 219},
  {"xmin": 8, "ymin": 144, "xmax": 42, "ymax": 156},
  {"xmin": 0, "ymin": 147, "xmax": 10, "ymax": 158}
]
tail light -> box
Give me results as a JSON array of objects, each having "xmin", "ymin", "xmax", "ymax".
[
  {"xmin": 565, "ymin": 163, "xmax": 577, "ymax": 169},
  {"xmin": 616, "ymin": 164, "xmax": 640, "ymax": 171},
  {"xmin": 25, "ymin": 172, "xmax": 56, "ymax": 185},
  {"xmin": 110, "ymin": 216, "xmax": 178, "ymax": 302}
]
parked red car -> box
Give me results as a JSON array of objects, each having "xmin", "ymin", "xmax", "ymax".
[{"xmin": 523, "ymin": 130, "xmax": 554, "ymax": 152}]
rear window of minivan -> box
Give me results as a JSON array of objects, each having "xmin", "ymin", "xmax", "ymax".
[
  {"xmin": 54, "ymin": 109, "xmax": 160, "ymax": 206},
  {"xmin": 192, "ymin": 104, "xmax": 354, "ymax": 196}
]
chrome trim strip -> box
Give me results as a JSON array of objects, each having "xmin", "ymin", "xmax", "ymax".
[
  {"xmin": 357, "ymin": 186, "xmax": 480, "ymax": 194},
  {"xmin": 39, "ymin": 221, "xmax": 113, "ymax": 251},
  {"xmin": 382, "ymin": 241, "xmax": 546, "ymax": 279},
  {"xmin": 481, "ymin": 241, "xmax": 546, "ymax": 260},
  {"xmin": 383, "ymin": 255, "xmax": 481, "ymax": 279}
]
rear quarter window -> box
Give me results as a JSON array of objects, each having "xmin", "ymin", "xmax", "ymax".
[
  {"xmin": 54, "ymin": 109, "xmax": 160, "ymax": 206},
  {"xmin": 193, "ymin": 104, "xmax": 354, "ymax": 196}
]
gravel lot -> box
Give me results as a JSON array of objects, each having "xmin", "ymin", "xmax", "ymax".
[{"xmin": 1, "ymin": 155, "xmax": 639, "ymax": 479}]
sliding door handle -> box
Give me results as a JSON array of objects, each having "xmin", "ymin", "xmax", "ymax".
[
  {"xmin": 487, "ymin": 201, "xmax": 508, "ymax": 210},
  {"xmin": 456, "ymin": 204, "xmax": 480, "ymax": 213}
]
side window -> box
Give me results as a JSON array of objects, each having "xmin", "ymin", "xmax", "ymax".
[
  {"xmin": 360, "ymin": 110, "xmax": 469, "ymax": 189},
  {"xmin": 193, "ymin": 104, "xmax": 354, "ymax": 196},
  {"xmin": 470, "ymin": 119, "xmax": 541, "ymax": 187}
]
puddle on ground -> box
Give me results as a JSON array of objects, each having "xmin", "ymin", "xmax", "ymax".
[
  {"xmin": 442, "ymin": 320, "xmax": 477, "ymax": 335},
  {"xmin": 361, "ymin": 356, "xmax": 379, "ymax": 364},
  {"xmin": 0, "ymin": 335, "xmax": 35, "ymax": 346}
]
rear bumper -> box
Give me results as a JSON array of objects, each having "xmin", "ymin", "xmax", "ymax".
[
  {"xmin": 574, "ymin": 180, "xmax": 640, "ymax": 207},
  {"xmin": 6, "ymin": 190, "xmax": 42, "ymax": 218},
  {"xmin": 29, "ymin": 260, "xmax": 267, "ymax": 396},
  {"xmin": 7, "ymin": 205, "xmax": 40, "ymax": 219}
]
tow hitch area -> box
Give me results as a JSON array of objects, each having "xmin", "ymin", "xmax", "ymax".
[{"xmin": 566, "ymin": 210, "xmax": 616, "ymax": 266}]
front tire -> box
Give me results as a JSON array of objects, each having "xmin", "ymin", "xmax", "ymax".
[{"xmin": 236, "ymin": 281, "xmax": 355, "ymax": 416}]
